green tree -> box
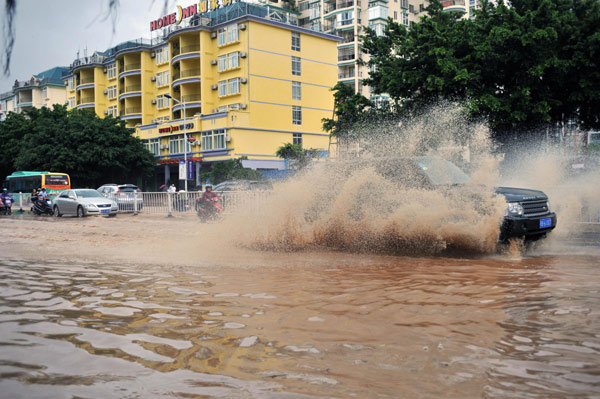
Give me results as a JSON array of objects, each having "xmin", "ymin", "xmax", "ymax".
[
  {"xmin": 322, "ymin": 81, "xmax": 373, "ymax": 141},
  {"xmin": 209, "ymin": 157, "xmax": 263, "ymax": 184},
  {"xmin": 1, "ymin": 105, "xmax": 155, "ymax": 187},
  {"xmin": 361, "ymin": 0, "xmax": 600, "ymax": 136},
  {"xmin": 275, "ymin": 143, "xmax": 319, "ymax": 169}
]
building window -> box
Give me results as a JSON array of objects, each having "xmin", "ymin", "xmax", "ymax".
[
  {"xmin": 68, "ymin": 97, "xmax": 75, "ymax": 108},
  {"xmin": 292, "ymin": 81, "xmax": 301, "ymax": 100},
  {"xmin": 228, "ymin": 78, "xmax": 240, "ymax": 95},
  {"xmin": 42, "ymin": 88, "xmax": 47, "ymax": 98},
  {"xmin": 157, "ymin": 94, "xmax": 170, "ymax": 109},
  {"xmin": 292, "ymin": 56, "xmax": 301, "ymax": 76},
  {"xmin": 156, "ymin": 46, "xmax": 169, "ymax": 64},
  {"xmin": 148, "ymin": 138, "xmax": 159, "ymax": 155},
  {"xmin": 68, "ymin": 78, "xmax": 74, "ymax": 90},
  {"xmin": 218, "ymin": 28, "xmax": 227, "ymax": 46},
  {"xmin": 402, "ymin": 12, "xmax": 409, "ymax": 26},
  {"xmin": 169, "ymin": 135, "xmax": 189, "ymax": 154},
  {"xmin": 108, "ymin": 105, "xmax": 117, "ymax": 117},
  {"xmin": 292, "ymin": 32, "xmax": 301, "ymax": 51},
  {"xmin": 228, "ymin": 52, "xmax": 239, "ymax": 69},
  {"xmin": 394, "ymin": 11, "xmax": 398, "ymax": 20},
  {"xmin": 107, "ymin": 63, "xmax": 117, "ymax": 79},
  {"xmin": 227, "ymin": 24, "xmax": 239, "ymax": 43},
  {"xmin": 214, "ymin": 129, "xmax": 226, "ymax": 149},
  {"xmin": 156, "ymin": 71, "xmax": 169, "ymax": 87},
  {"xmin": 292, "ymin": 106, "xmax": 302, "ymax": 125},
  {"xmin": 202, "ymin": 131, "xmax": 213, "ymax": 150},
  {"xmin": 218, "ymin": 80, "xmax": 227, "ymax": 96},
  {"xmin": 218, "ymin": 55, "xmax": 226, "ymax": 72},
  {"xmin": 293, "ymin": 133, "xmax": 303, "ymax": 146},
  {"xmin": 108, "ymin": 85, "xmax": 117, "ymax": 99}
]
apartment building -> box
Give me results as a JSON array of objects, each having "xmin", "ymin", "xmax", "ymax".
[
  {"xmin": 64, "ymin": 1, "xmax": 338, "ymax": 186},
  {"xmin": 0, "ymin": 67, "xmax": 68, "ymax": 120}
]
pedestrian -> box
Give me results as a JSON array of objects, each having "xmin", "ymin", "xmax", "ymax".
[
  {"xmin": 30, "ymin": 188, "xmax": 38, "ymax": 204},
  {"xmin": 168, "ymin": 184, "xmax": 176, "ymax": 193}
]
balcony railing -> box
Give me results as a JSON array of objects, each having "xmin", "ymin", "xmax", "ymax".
[
  {"xmin": 78, "ymin": 97, "xmax": 95, "ymax": 105},
  {"xmin": 120, "ymin": 107, "xmax": 142, "ymax": 116},
  {"xmin": 123, "ymin": 63, "xmax": 141, "ymax": 72},
  {"xmin": 340, "ymin": 33, "xmax": 355, "ymax": 43},
  {"xmin": 338, "ymin": 52, "xmax": 356, "ymax": 61},
  {"xmin": 79, "ymin": 77, "xmax": 94, "ymax": 85},
  {"xmin": 181, "ymin": 44, "xmax": 200, "ymax": 53},
  {"xmin": 442, "ymin": 0, "xmax": 465, "ymax": 6},
  {"xmin": 182, "ymin": 94, "xmax": 202, "ymax": 102},
  {"xmin": 173, "ymin": 69, "xmax": 201, "ymax": 81},
  {"xmin": 338, "ymin": 72, "xmax": 355, "ymax": 79}
]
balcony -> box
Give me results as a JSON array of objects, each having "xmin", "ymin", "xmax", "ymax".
[
  {"xmin": 123, "ymin": 63, "xmax": 141, "ymax": 72},
  {"xmin": 338, "ymin": 51, "xmax": 356, "ymax": 62},
  {"xmin": 119, "ymin": 85, "xmax": 141, "ymax": 94},
  {"xmin": 173, "ymin": 69, "xmax": 201, "ymax": 81},
  {"xmin": 77, "ymin": 96, "xmax": 95, "ymax": 105},
  {"xmin": 79, "ymin": 77, "xmax": 94, "ymax": 85},
  {"xmin": 119, "ymin": 107, "xmax": 142, "ymax": 116},
  {"xmin": 182, "ymin": 94, "xmax": 202, "ymax": 102}
]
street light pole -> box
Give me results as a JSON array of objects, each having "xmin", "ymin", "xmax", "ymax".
[{"xmin": 165, "ymin": 94, "xmax": 188, "ymax": 192}]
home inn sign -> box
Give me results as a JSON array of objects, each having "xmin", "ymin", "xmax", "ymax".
[
  {"xmin": 150, "ymin": 0, "xmax": 238, "ymax": 32},
  {"xmin": 158, "ymin": 123, "xmax": 195, "ymax": 134}
]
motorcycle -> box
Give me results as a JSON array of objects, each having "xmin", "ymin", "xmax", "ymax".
[
  {"xmin": 31, "ymin": 198, "xmax": 53, "ymax": 216},
  {"xmin": 196, "ymin": 195, "xmax": 223, "ymax": 222},
  {"xmin": 0, "ymin": 196, "xmax": 13, "ymax": 215}
]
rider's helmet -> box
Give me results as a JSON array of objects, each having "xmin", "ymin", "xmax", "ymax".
[
  {"xmin": 2, "ymin": 188, "xmax": 6, "ymax": 192},
  {"xmin": 205, "ymin": 184, "xmax": 213, "ymax": 191}
]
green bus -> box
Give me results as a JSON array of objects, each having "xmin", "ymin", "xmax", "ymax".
[{"xmin": 4, "ymin": 171, "xmax": 71, "ymax": 201}]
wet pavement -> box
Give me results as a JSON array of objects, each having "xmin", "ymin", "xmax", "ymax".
[{"xmin": 1, "ymin": 251, "xmax": 599, "ymax": 398}]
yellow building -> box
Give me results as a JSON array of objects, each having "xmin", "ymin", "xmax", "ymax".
[{"xmin": 65, "ymin": 1, "xmax": 339, "ymax": 188}]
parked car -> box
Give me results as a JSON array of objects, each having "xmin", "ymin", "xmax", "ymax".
[
  {"xmin": 52, "ymin": 189, "xmax": 118, "ymax": 217},
  {"xmin": 97, "ymin": 184, "xmax": 143, "ymax": 211},
  {"xmin": 331, "ymin": 156, "xmax": 557, "ymax": 243},
  {"xmin": 213, "ymin": 180, "xmax": 272, "ymax": 192}
]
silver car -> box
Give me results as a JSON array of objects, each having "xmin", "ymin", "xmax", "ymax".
[{"xmin": 52, "ymin": 189, "xmax": 118, "ymax": 217}]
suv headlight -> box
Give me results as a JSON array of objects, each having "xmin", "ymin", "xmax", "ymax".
[
  {"xmin": 546, "ymin": 201, "xmax": 550, "ymax": 212},
  {"xmin": 506, "ymin": 202, "xmax": 524, "ymax": 216}
]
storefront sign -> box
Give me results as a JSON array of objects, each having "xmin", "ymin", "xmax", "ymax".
[
  {"xmin": 158, "ymin": 123, "xmax": 194, "ymax": 134},
  {"xmin": 150, "ymin": 0, "xmax": 237, "ymax": 32}
]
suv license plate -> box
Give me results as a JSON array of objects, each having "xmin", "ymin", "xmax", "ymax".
[{"xmin": 540, "ymin": 218, "xmax": 552, "ymax": 228}]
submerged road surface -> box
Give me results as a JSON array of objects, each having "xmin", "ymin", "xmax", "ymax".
[{"xmin": 0, "ymin": 215, "xmax": 599, "ymax": 398}]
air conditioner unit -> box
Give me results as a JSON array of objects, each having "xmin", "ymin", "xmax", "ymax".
[
  {"xmin": 211, "ymin": 32, "xmax": 217, "ymax": 39},
  {"xmin": 152, "ymin": 119, "xmax": 157, "ymax": 123},
  {"xmin": 226, "ymin": 136, "xmax": 231, "ymax": 142},
  {"xmin": 211, "ymin": 59, "xmax": 217, "ymax": 65},
  {"xmin": 103, "ymin": 68, "xmax": 107, "ymax": 73},
  {"xmin": 211, "ymin": 84, "xmax": 217, "ymax": 90},
  {"xmin": 240, "ymin": 103, "xmax": 247, "ymax": 109},
  {"xmin": 150, "ymin": 51, "xmax": 156, "ymax": 58},
  {"xmin": 240, "ymin": 52, "xmax": 247, "ymax": 58},
  {"xmin": 212, "ymin": 108, "xmax": 217, "ymax": 113},
  {"xmin": 151, "ymin": 76, "xmax": 156, "ymax": 81},
  {"xmin": 228, "ymin": 104, "xmax": 240, "ymax": 110},
  {"xmin": 241, "ymin": 78, "xmax": 247, "ymax": 84},
  {"xmin": 160, "ymin": 144, "xmax": 168, "ymax": 149},
  {"xmin": 104, "ymin": 110, "xmax": 109, "ymax": 115},
  {"xmin": 240, "ymin": 24, "xmax": 246, "ymax": 30},
  {"xmin": 103, "ymin": 89, "xmax": 108, "ymax": 94},
  {"xmin": 195, "ymin": 140, "xmax": 201, "ymax": 146},
  {"xmin": 151, "ymin": 99, "xmax": 157, "ymax": 104}
]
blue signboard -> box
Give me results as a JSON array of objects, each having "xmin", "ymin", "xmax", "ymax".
[{"xmin": 187, "ymin": 160, "xmax": 194, "ymax": 180}]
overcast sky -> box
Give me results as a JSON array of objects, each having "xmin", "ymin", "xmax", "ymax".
[{"xmin": 0, "ymin": 0, "xmax": 193, "ymax": 93}]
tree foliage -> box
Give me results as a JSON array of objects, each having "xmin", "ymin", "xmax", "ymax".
[
  {"xmin": 322, "ymin": 81, "xmax": 374, "ymax": 139},
  {"xmin": 0, "ymin": 105, "xmax": 155, "ymax": 187},
  {"xmin": 362, "ymin": 0, "xmax": 600, "ymax": 136},
  {"xmin": 275, "ymin": 143, "xmax": 320, "ymax": 169},
  {"xmin": 209, "ymin": 157, "xmax": 263, "ymax": 184}
]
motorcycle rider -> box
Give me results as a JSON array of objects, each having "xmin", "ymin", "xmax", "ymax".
[
  {"xmin": 37, "ymin": 187, "xmax": 51, "ymax": 209},
  {"xmin": 0, "ymin": 188, "xmax": 13, "ymax": 215},
  {"xmin": 197, "ymin": 184, "xmax": 222, "ymax": 218}
]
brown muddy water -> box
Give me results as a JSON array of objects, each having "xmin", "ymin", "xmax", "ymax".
[{"xmin": 1, "ymin": 216, "xmax": 599, "ymax": 398}]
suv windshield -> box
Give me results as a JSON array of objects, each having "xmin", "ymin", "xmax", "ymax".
[{"xmin": 414, "ymin": 156, "xmax": 470, "ymax": 185}]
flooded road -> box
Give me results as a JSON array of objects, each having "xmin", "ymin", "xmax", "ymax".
[{"xmin": 1, "ymin": 216, "xmax": 599, "ymax": 398}]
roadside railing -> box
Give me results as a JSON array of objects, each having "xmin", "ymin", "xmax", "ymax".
[{"xmin": 103, "ymin": 191, "xmax": 270, "ymax": 216}]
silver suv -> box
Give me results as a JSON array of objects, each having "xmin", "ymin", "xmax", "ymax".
[{"xmin": 97, "ymin": 184, "xmax": 143, "ymax": 211}]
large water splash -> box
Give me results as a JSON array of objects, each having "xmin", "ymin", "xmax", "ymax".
[{"xmin": 225, "ymin": 104, "xmax": 509, "ymax": 256}]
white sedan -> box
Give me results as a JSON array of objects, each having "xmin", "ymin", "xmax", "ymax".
[{"xmin": 53, "ymin": 189, "xmax": 118, "ymax": 217}]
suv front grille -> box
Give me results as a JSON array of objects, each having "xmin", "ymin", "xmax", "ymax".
[{"xmin": 522, "ymin": 200, "xmax": 548, "ymax": 215}]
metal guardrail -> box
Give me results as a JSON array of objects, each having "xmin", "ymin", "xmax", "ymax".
[{"xmin": 101, "ymin": 191, "xmax": 270, "ymax": 217}]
